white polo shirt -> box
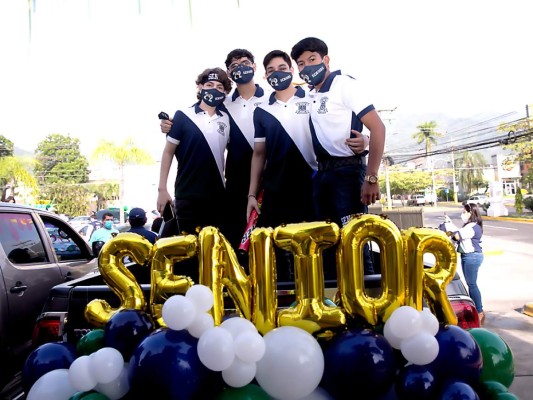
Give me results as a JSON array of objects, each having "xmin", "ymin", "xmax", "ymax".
[{"xmin": 308, "ymin": 70, "xmax": 374, "ymax": 160}]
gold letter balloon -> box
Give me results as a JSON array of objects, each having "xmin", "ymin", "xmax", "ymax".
[{"xmin": 84, "ymin": 216, "xmax": 458, "ymax": 335}]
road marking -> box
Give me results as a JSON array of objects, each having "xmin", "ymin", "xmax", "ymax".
[{"xmin": 484, "ymin": 225, "xmax": 518, "ymax": 231}]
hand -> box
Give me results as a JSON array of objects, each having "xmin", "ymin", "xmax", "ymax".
[
  {"xmin": 246, "ymin": 196, "xmax": 260, "ymax": 221},
  {"xmin": 346, "ymin": 130, "xmax": 369, "ymax": 154},
  {"xmin": 160, "ymin": 119, "xmax": 173, "ymax": 134},
  {"xmin": 157, "ymin": 191, "xmax": 173, "ymax": 215},
  {"xmin": 361, "ymin": 181, "xmax": 380, "ymax": 205}
]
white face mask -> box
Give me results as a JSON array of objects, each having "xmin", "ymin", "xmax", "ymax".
[{"xmin": 461, "ymin": 212, "xmax": 471, "ymax": 224}]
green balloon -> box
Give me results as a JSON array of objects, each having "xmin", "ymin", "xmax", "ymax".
[
  {"xmin": 469, "ymin": 328, "xmax": 515, "ymax": 388},
  {"xmin": 216, "ymin": 384, "xmax": 272, "ymax": 400},
  {"xmin": 477, "ymin": 380, "xmax": 508, "ymax": 398},
  {"xmin": 494, "ymin": 393, "xmax": 519, "ymax": 400},
  {"xmin": 69, "ymin": 392, "xmax": 110, "ymax": 400},
  {"xmin": 69, "ymin": 393, "xmax": 85, "ymax": 400},
  {"xmin": 76, "ymin": 329, "xmax": 105, "ymax": 356}
]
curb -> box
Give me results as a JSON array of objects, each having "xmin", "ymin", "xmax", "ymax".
[
  {"xmin": 484, "ymin": 249, "xmax": 504, "ymax": 256},
  {"xmin": 483, "ymin": 216, "xmax": 533, "ymax": 223}
]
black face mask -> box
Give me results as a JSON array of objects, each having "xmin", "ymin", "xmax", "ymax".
[
  {"xmin": 201, "ymin": 88, "xmax": 225, "ymax": 107},
  {"xmin": 299, "ymin": 62, "xmax": 327, "ymax": 87},
  {"xmin": 230, "ymin": 65, "xmax": 254, "ymax": 84},
  {"xmin": 267, "ymin": 71, "xmax": 293, "ymax": 91}
]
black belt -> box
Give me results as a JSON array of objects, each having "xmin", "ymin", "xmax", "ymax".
[{"xmin": 317, "ymin": 155, "xmax": 365, "ymax": 171}]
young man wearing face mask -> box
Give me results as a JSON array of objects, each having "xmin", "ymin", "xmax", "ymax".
[
  {"xmin": 290, "ymin": 37, "xmax": 385, "ymax": 276},
  {"xmin": 291, "ymin": 37, "xmax": 385, "ymax": 216},
  {"xmin": 160, "ymin": 49, "xmax": 269, "ymax": 258},
  {"xmin": 157, "ymin": 67, "xmax": 232, "ymax": 238},
  {"xmin": 89, "ymin": 212, "xmax": 118, "ymax": 246},
  {"xmin": 246, "ymin": 50, "xmax": 316, "ymax": 281}
]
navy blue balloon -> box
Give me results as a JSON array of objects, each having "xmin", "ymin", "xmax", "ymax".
[
  {"xmin": 438, "ymin": 380, "xmax": 480, "ymax": 400},
  {"xmin": 128, "ymin": 328, "xmax": 223, "ymax": 399},
  {"xmin": 22, "ymin": 342, "xmax": 77, "ymax": 393},
  {"xmin": 428, "ymin": 325, "xmax": 482, "ymax": 385},
  {"xmin": 104, "ymin": 308, "xmax": 154, "ymax": 361},
  {"xmin": 321, "ymin": 328, "xmax": 396, "ymax": 399},
  {"xmin": 395, "ymin": 364, "xmax": 437, "ymax": 400}
]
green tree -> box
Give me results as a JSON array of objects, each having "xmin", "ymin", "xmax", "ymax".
[
  {"xmin": 34, "ymin": 134, "xmax": 90, "ymax": 185},
  {"xmin": 92, "ymin": 137, "xmax": 153, "ymax": 223},
  {"xmin": 88, "ymin": 182, "xmax": 120, "ymax": 211},
  {"xmin": 382, "ymin": 170, "xmax": 432, "ymax": 200},
  {"xmin": 515, "ymin": 187, "xmax": 523, "ymax": 215},
  {"xmin": 411, "ymin": 121, "xmax": 443, "ymax": 163},
  {"xmin": 0, "ymin": 135, "xmax": 14, "ymax": 158},
  {"xmin": 0, "ymin": 156, "xmax": 38, "ymax": 202},
  {"xmin": 43, "ymin": 184, "xmax": 92, "ymax": 217},
  {"xmin": 498, "ymin": 113, "xmax": 533, "ymax": 165},
  {"xmin": 456, "ymin": 150, "xmax": 486, "ymax": 196}
]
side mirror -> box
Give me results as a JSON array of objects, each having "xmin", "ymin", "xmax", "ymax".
[{"xmin": 92, "ymin": 241, "xmax": 105, "ymax": 257}]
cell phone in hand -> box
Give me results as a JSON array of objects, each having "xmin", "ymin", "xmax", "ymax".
[
  {"xmin": 162, "ymin": 202, "xmax": 175, "ymax": 222},
  {"xmin": 158, "ymin": 111, "xmax": 170, "ymax": 120}
]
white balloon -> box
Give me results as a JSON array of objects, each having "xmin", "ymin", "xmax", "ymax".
[
  {"xmin": 400, "ymin": 332, "xmax": 439, "ymax": 365},
  {"xmin": 420, "ymin": 308, "xmax": 439, "ymax": 336},
  {"xmin": 197, "ymin": 326, "xmax": 235, "ymax": 371},
  {"xmin": 95, "ymin": 364, "xmax": 130, "ymax": 400},
  {"xmin": 221, "ymin": 358, "xmax": 256, "ymax": 388},
  {"xmin": 383, "ymin": 320, "xmax": 403, "ymax": 350},
  {"xmin": 386, "ymin": 306, "xmax": 422, "ymax": 339},
  {"xmin": 255, "ymin": 326, "xmax": 324, "ymax": 400},
  {"xmin": 89, "ymin": 347, "xmax": 125, "ymax": 384},
  {"xmin": 68, "ymin": 355, "xmax": 98, "ymax": 392},
  {"xmin": 234, "ymin": 330, "xmax": 265, "ymax": 363},
  {"xmin": 185, "ymin": 284, "xmax": 214, "ymax": 313},
  {"xmin": 220, "ymin": 316, "xmax": 257, "ymax": 337},
  {"xmin": 27, "ymin": 369, "xmax": 77, "ymax": 400},
  {"xmin": 162, "ymin": 294, "xmax": 197, "ymax": 331},
  {"xmin": 187, "ymin": 312, "xmax": 215, "ymax": 338},
  {"xmin": 299, "ymin": 386, "xmax": 335, "ymax": 400}
]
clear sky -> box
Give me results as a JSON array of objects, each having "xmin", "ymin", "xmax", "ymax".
[{"xmin": 1, "ymin": 0, "xmax": 531, "ymax": 159}]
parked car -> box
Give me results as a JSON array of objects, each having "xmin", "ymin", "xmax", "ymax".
[
  {"xmin": 68, "ymin": 215, "xmax": 91, "ymax": 230},
  {"xmin": 0, "ymin": 203, "xmax": 98, "ymax": 397},
  {"xmin": 466, "ymin": 195, "xmax": 489, "ymax": 206},
  {"xmin": 407, "ymin": 194, "xmax": 426, "ymax": 206}
]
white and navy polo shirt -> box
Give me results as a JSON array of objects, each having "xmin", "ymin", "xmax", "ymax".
[
  {"xmin": 308, "ymin": 70, "xmax": 374, "ymax": 161},
  {"xmin": 253, "ymin": 86, "xmax": 317, "ymax": 192},
  {"xmin": 167, "ymin": 103, "xmax": 230, "ymax": 200}
]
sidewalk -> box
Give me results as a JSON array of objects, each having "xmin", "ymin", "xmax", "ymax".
[{"xmin": 462, "ymin": 235, "xmax": 533, "ymax": 398}]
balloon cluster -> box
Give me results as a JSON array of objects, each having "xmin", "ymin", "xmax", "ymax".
[
  {"xmin": 23, "ymin": 284, "xmax": 520, "ymax": 400},
  {"xmin": 383, "ymin": 306, "xmax": 440, "ymax": 365}
]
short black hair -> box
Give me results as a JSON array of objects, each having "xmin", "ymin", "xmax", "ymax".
[
  {"xmin": 195, "ymin": 67, "xmax": 233, "ymax": 100},
  {"xmin": 101, "ymin": 212, "xmax": 113, "ymax": 221},
  {"xmin": 263, "ymin": 50, "xmax": 292, "ymax": 70},
  {"xmin": 224, "ymin": 49, "xmax": 255, "ymax": 68},
  {"xmin": 290, "ymin": 37, "xmax": 328, "ymax": 61}
]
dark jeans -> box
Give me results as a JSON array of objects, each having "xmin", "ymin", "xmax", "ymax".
[
  {"xmin": 313, "ymin": 162, "xmax": 374, "ymax": 276},
  {"xmin": 461, "ymin": 252, "xmax": 484, "ymax": 312}
]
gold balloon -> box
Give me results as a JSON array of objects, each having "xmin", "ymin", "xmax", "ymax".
[
  {"xmin": 248, "ymin": 227, "xmax": 277, "ymax": 335},
  {"xmin": 85, "ymin": 233, "xmax": 152, "ymax": 327},
  {"xmin": 403, "ymin": 227, "xmax": 458, "ymax": 325},
  {"xmin": 275, "ymin": 222, "xmax": 346, "ymax": 335},
  {"xmin": 198, "ymin": 227, "xmax": 252, "ymax": 327},
  {"xmin": 150, "ymin": 235, "xmax": 196, "ymax": 326},
  {"xmin": 338, "ymin": 214, "xmax": 405, "ymax": 325}
]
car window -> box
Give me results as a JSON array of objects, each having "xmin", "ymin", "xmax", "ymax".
[
  {"xmin": 0, "ymin": 212, "xmax": 49, "ymax": 264},
  {"xmin": 43, "ymin": 218, "xmax": 85, "ymax": 261}
]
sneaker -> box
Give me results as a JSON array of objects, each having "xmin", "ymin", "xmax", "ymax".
[{"xmin": 479, "ymin": 311, "xmax": 486, "ymax": 325}]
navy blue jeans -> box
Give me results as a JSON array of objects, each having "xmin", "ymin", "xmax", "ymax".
[
  {"xmin": 313, "ymin": 163, "xmax": 374, "ymax": 276},
  {"xmin": 461, "ymin": 252, "xmax": 484, "ymax": 312}
]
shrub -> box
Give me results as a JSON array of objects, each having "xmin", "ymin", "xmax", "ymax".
[
  {"xmin": 523, "ymin": 197, "xmax": 533, "ymax": 212},
  {"xmin": 515, "ymin": 189, "xmax": 523, "ymax": 215}
]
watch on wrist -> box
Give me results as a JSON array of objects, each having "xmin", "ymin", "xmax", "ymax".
[{"xmin": 365, "ymin": 174, "xmax": 378, "ymax": 184}]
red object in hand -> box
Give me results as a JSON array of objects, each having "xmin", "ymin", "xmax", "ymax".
[{"xmin": 239, "ymin": 190, "xmax": 264, "ymax": 252}]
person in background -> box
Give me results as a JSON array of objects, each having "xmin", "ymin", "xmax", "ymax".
[
  {"xmin": 441, "ymin": 203, "xmax": 485, "ymax": 325},
  {"xmin": 160, "ymin": 49, "xmax": 269, "ymax": 260},
  {"xmin": 151, "ymin": 216, "xmax": 163, "ymax": 235},
  {"xmin": 127, "ymin": 207, "xmax": 157, "ymax": 244},
  {"xmin": 89, "ymin": 212, "xmax": 118, "ymax": 246},
  {"xmin": 246, "ymin": 49, "xmax": 316, "ymax": 281},
  {"xmin": 290, "ymin": 37, "xmax": 384, "ymax": 276}
]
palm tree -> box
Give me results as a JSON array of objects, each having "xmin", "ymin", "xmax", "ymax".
[
  {"xmin": 92, "ymin": 137, "xmax": 153, "ymax": 223},
  {"xmin": 412, "ymin": 121, "xmax": 443, "ymax": 165},
  {"xmin": 0, "ymin": 156, "xmax": 38, "ymax": 203},
  {"xmin": 456, "ymin": 151, "xmax": 486, "ymax": 196}
]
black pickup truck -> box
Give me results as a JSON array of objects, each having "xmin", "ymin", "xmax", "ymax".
[{"xmin": 0, "ymin": 203, "xmax": 98, "ymax": 399}]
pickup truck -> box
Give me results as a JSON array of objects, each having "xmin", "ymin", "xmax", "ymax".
[{"xmin": 0, "ymin": 203, "xmax": 97, "ymax": 398}]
